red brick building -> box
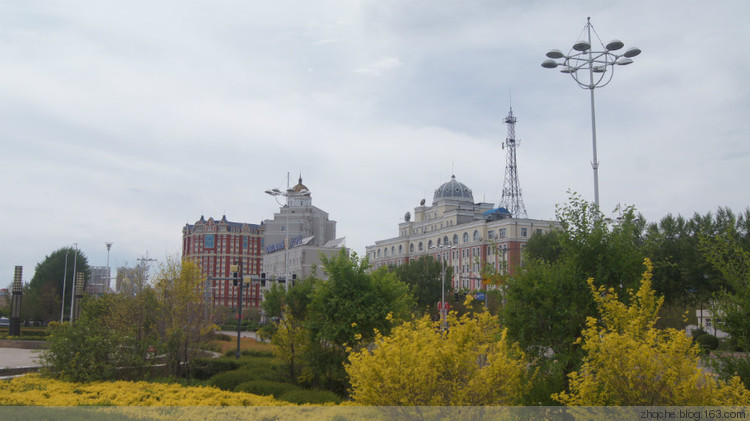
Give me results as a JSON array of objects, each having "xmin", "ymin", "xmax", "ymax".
[{"xmin": 182, "ymin": 215, "xmax": 263, "ymax": 308}]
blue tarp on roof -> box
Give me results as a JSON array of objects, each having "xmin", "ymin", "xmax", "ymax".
[{"xmin": 483, "ymin": 207, "xmax": 511, "ymax": 217}]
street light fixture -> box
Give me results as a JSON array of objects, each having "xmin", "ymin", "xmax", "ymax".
[{"xmin": 542, "ymin": 17, "xmax": 641, "ymax": 208}]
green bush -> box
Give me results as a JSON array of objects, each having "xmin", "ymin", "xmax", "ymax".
[
  {"xmin": 192, "ymin": 358, "xmax": 239, "ymax": 380},
  {"xmin": 696, "ymin": 334, "xmax": 720, "ymax": 353},
  {"xmin": 709, "ymin": 354, "xmax": 750, "ymax": 388},
  {"xmin": 241, "ymin": 349, "xmax": 274, "ymax": 358},
  {"xmin": 39, "ymin": 320, "xmax": 153, "ymax": 382},
  {"xmin": 278, "ymin": 389, "xmax": 343, "ymax": 404},
  {"xmin": 233, "ymin": 380, "xmax": 300, "ymax": 397},
  {"xmin": 209, "ymin": 370, "xmax": 255, "ymax": 391},
  {"xmin": 257, "ymin": 323, "xmax": 276, "ymax": 340},
  {"xmin": 691, "ymin": 327, "xmax": 707, "ymax": 339},
  {"xmin": 213, "ymin": 333, "xmax": 232, "ymax": 342}
]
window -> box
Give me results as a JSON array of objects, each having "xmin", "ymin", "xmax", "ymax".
[
  {"xmin": 418, "ymin": 242, "xmax": 424, "ymax": 251},
  {"xmin": 473, "ymin": 230, "xmax": 480, "ymax": 241},
  {"xmin": 428, "ymin": 240, "xmax": 433, "ymax": 249},
  {"xmin": 499, "ymin": 228, "xmax": 507, "ymax": 238},
  {"xmin": 463, "ymin": 233, "xmax": 469, "ymax": 243},
  {"xmin": 204, "ymin": 234, "xmax": 215, "ymax": 249},
  {"xmin": 399, "ymin": 245, "xmax": 403, "ymax": 254},
  {"xmin": 410, "ymin": 244, "xmax": 415, "ymax": 253},
  {"xmin": 521, "ymin": 227, "xmax": 528, "ymax": 237},
  {"xmin": 453, "ymin": 234, "xmax": 459, "ymax": 245}
]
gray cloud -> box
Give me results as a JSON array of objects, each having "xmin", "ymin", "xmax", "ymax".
[{"xmin": 1, "ymin": 0, "xmax": 748, "ymax": 281}]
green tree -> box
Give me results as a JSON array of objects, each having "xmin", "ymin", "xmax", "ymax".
[
  {"xmin": 347, "ymin": 309, "xmax": 532, "ymax": 406},
  {"xmin": 152, "ymin": 257, "xmax": 215, "ymax": 381},
  {"xmin": 502, "ymin": 193, "xmax": 646, "ymax": 396},
  {"xmin": 702, "ymin": 230, "xmax": 750, "ymax": 351},
  {"xmin": 25, "ymin": 247, "xmax": 89, "ymax": 323},
  {"xmin": 263, "ymin": 276, "xmax": 319, "ymax": 382},
  {"xmin": 39, "ymin": 294, "xmax": 156, "ymax": 382},
  {"xmin": 392, "ymin": 255, "xmax": 453, "ymax": 315},
  {"xmin": 299, "ymin": 249, "xmax": 414, "ymax": 393},
  {"xmin": 555, "ymin": 259, "xmax": 750, "ymax": 406}
]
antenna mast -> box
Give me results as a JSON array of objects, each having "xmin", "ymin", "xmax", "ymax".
[{"xmin": 499, "ymin": 107, "xmax": 528, "ymax": 218}]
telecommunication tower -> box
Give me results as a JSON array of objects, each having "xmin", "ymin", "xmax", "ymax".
[{"xmin": 498, "ymin": 107, "xmax": 527, "ymax": 218}]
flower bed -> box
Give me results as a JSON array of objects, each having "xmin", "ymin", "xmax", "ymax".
[{"xmin": 0, "ymin": 374, "xmax": 288, "ymax": 406}]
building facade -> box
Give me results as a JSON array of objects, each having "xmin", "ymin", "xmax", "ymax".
[
  {"xmin": 85, "ymin": 266, "xmax": 110, "ymax": 295},
  {"xmin": 262, "ymin": 177, "xmax": 346, "ymax": 283},
  {"xmin": 182, "ymin": 215, "xmax": 263, "ymax": 308},
  {"xmin": 366, "ymin": 175, "xmax": 560, "ymax": 291}
]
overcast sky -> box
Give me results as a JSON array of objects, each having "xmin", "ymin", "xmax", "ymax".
[{"xmin": 2, "ymin": 1, "xmax": 749, "ymax": 283}]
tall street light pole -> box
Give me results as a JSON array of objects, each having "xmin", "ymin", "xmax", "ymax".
[
  {"xmin": 431, "ymin": 243, "xmax": 454, "ymax": 331},
  {"xmin": 542, "ymin": 17, "xmax": 641, "ymax": 208},
  {"xmin": 70, "ymin": 243, "xmax": 78, "ymax": 321},
  {"xmin": 61, "ymin": 249, "xmax": 69, "ymax": 323}
]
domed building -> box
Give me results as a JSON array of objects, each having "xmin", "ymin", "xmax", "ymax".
[{"xmin": 366, "ymin": 175, "xmax": 559, "ymax": 292}]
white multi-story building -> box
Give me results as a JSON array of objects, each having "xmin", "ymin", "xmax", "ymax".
[
  {"xmin": 366, "ymin": 175, "xmax": 559, "ymax": 291},
  {"xmin": 262, "ymin": 177, "xmax": 347, "ymax": 283}
]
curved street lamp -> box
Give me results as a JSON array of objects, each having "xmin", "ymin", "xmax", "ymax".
[{"xmin": 542, "ymin": 17, "xmax": 641, "ymax": 207}]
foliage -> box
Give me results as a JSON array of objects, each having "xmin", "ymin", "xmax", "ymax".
[
  {"xmin": 192, "ymin": 358, "xmax": 240, "ymax": 380},
  {"xmin": 278, "ymin": 389, "xmax": 343, "ymax": 404},
  {"xmin": 209, "ymin": 370, "xmax": 256, "ymax": 391},
  {"xmin": 0, "ymin": 374, "xmax": 284, "ymax": 406},
  {"xmin": 524, "ymin": 229, "xmax": 565, "ymax": 263},
  {"xmin": 346, "ymin": 310, "xmax": 532, "ymax": 406},
  {"xmin": 271, "ymin": 309, "xmax": 309, "ymax": 383},
  {"xmin": 39, "ymin": 295, "xmax": 156, "ymax": 382},
  {"xmin": 302, "ymin": 249, "xmax": 414, "ymax": 393},
  {"xmin": 262, "ymin": 276, "xmax": 319, "ymax": 383},
  {"xmin": 25, "ymin": 247, "xmax": 89, "ymax": 323},
  {"xmin": 152, "ymin": 257, "xmax": 215, "ymax": 381},
  {"xmin": 695, "ymin": 334, "xmax": 719, "ymax": 353},
  {"xmin": 391, "ymin": 255, "xmax": 453, "ymax": 315},
  {"xmin": 709, "ymin": 353, "xmax": 750, "ymax": 389},
  {"xmin": 554, "ymin": 259, "xmax": 750, "ymax": 406},
  {"xmin": 642, "ymin": 211, "xmax": 737, "ymax": 319},
  {"xmin": 701, "ymin": 230, "xmax": 750, "ymax": 351},
  {"xmin": 502, "ymin": 193, "xmax": 646, "ymax": 391},
  {"xmin": 233, "ymin": 380, "xmax": 300, "ymax": 398}
]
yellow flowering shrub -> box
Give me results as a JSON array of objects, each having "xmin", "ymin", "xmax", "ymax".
[
  {"xmin": 0, "ymin": 374, "xmax": 287, "ymax": 406},
  {"xmin": 346, "ymin": 309, "xmax": 531, "ymax": 406},
  {"xmin": 554, "ymin": 259, "xmax": 750, "ymax": 406}
]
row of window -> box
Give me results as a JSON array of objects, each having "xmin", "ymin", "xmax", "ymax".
[{"xmin": 375, "ymin": 227, "xmax": 537, "ymax": 259}]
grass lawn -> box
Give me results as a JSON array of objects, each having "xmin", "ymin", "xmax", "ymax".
[{"xmin": 216, "ymin": 336, "xmax": 272, "ymax": 355}]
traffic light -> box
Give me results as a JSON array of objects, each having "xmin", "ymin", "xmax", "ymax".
[{"xmin": 231, "ymin": 264, "xmax": 239, "ymax": 286}]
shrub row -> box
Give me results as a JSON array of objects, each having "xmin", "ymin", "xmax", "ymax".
[{"xmin": 192, "ymin": 358, "xmax": 240, "ymax": 380}]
